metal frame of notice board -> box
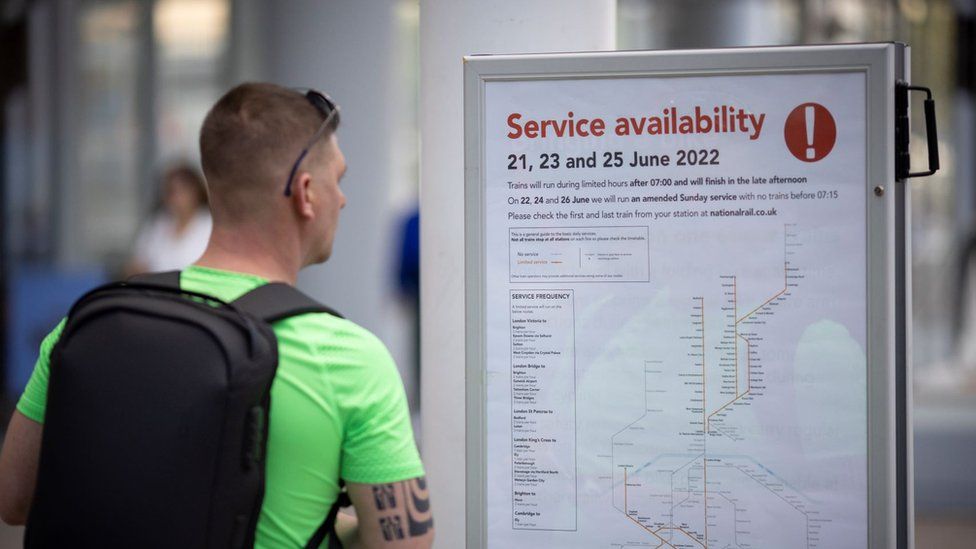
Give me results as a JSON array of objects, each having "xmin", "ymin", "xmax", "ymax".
[{"xmin": 464, "ymin": 43, "xmax": 921, "ymax": 549}]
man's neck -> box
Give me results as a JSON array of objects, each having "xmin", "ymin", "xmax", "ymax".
[{"xmin": 194, "ymin": 225, "xmax": 302, "ymax": 285}]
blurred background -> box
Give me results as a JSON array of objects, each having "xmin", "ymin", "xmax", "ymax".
[{"xmin": 0, "ymin": 0, "xmax": 973, "ymax": 546}]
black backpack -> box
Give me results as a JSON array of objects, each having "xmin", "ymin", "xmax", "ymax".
[{"xmin": 25, "ymin": 271, "xmax": 350, "ymax": 548}]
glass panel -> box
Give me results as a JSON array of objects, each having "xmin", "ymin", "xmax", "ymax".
[
  {"xmin": 154, "ymin": 0, "xmax": 229, "ymax": 163},
  {"xmin": 77, "ymin": 0, "xmax": 140, "ymax": 261}
]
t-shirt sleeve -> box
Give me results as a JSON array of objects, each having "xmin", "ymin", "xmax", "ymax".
[
  {"xmin": 16, "ymin": 319, "xmax": 67, "ymax": 423},
  {"xmin": 336, "ymin": 329, "xmax": 424, "ymax": 484}
]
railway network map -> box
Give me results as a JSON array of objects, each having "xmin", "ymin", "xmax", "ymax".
[{"xmin": 481, "ymin": 72, "xmax": 869, "ymax": 548}]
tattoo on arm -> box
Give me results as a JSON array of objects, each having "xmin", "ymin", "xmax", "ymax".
[
  {"xmin": 404, "ymin": 476, "xmax": 433, "ymax": 537},
  {"xmin": 372, "ymin": 484, "xmax": 397, "ymax": 510},
  {"xmin": 379, "ymin": 516, "xmax": 405, "ymax": 541},
  {"xmin": 373, "ymin": 477, "xmax": 433, "ymax": 540}
]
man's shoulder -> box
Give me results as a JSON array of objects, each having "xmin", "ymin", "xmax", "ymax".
[
  {"xmin": 277, "ymin": 311, "xmax": 404, "ymax": 417},
  {"xmin": 277, "ymin": 311, "xmax": 394, "ymax": 371},
  {"xmin": 279, "ymin": 309, "xmax": 377, "ymax": 343}
]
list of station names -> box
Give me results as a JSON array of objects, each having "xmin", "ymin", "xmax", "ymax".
[{"xmin": 510, "ymin": 290, "xmax": 577, "ymax": 531}]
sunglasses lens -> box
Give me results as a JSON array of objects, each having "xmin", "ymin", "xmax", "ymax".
[{"xmin": 306, "ymin": 90, "xmax": 339, "ymax": 126}]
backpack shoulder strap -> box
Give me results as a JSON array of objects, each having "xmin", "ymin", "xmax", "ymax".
[
  {"xmin": 127, "ymin": 270, "xmax": 182, "ymax": 289},
  {"xmin": 304, "ymin": 482, "xmax": 352, "ymax": 549},
  {"xmin": 237, "ymin": 283, "xmax": 347, "ymax": 548},
  {"xmin": 232, "ymin": 282, "xmax": 344, "ymax": 323}
]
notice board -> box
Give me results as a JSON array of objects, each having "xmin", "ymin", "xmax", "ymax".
[{"xmin": 464, "ymin": 44, "xmax": 912, "ymax": 548}]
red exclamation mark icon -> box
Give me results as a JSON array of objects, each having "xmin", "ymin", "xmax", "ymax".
[
  {"xmin": 805, "ymin": 105, "xmax": 816, "ymax": 160},
  {"xmin": 785, "ymin": 102, "xmax": 836, "ymax": 162}
]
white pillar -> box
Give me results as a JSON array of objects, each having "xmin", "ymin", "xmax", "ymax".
[
  {"xmin": 262, "ymin": 1, "xmax": 419, "ymax": 394},
  {"xmin": 419, "ymin": 3, "xmax": 615, "ymax": 547},
  {"xmin": 266, "ymin": 0, "xmax": 397, "ymax": 332}
]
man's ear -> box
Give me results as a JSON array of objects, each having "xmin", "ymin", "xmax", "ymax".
[{"xmin": 291, "ymin": 171, "xmax": 316, "ymax": 219}]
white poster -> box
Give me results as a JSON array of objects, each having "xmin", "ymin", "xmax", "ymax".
[{"xmin": 483, "ymin": 72, "xmax": 867, "ymax": 548}]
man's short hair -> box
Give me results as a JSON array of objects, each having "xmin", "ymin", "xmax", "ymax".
[{"xmin": 199, "ymin": 83, "xmax": 335, "ymax": 216}]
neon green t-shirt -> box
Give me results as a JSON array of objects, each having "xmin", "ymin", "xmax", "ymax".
[{"xmin": 17, "ymin": 265, "xmax": 424, "ymax": 547}]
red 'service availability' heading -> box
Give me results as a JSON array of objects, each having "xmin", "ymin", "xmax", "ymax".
[{"xmin": 507, "ymin": 106, "xmax": 767, "ymax": 141}]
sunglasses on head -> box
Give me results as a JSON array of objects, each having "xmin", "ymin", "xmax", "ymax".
[{"xmin": 283, "ymin": 89, "xmax": 341, "ymax": 197}]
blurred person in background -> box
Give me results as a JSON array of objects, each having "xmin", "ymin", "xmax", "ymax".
[{"xmin": 124, "ymin": 163, "xmax": 212, "ymax": 275}]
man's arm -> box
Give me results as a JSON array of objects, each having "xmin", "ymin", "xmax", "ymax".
[
  {"xmin": 0, "ymin": 411, "xmax": 43, "ymax": 525},
  {"xmin": 339, "ymin": 476, "xmax": 434, "ymax": 549}
]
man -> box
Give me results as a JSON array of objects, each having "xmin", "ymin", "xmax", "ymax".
[{"xmin": 0, "ymin": 82, "xmax": 434, "ymax": 548}]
